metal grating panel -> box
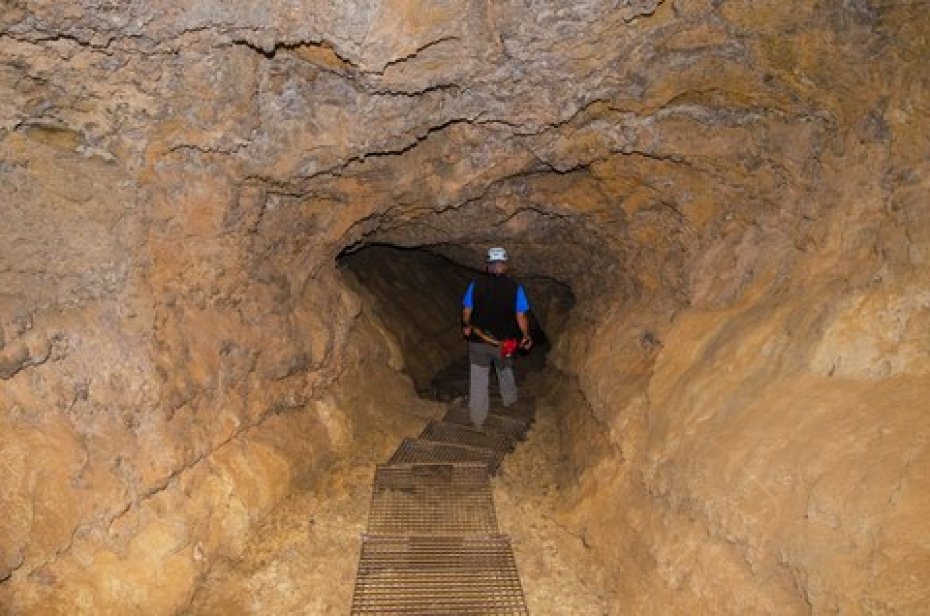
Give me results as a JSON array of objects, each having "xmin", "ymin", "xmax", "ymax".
[
  {"xmin": 492, "ymin": 400, "xmax": 536, "ymax": 423},
  {"xmin": 388, "ymin": 437, "xmax": 503, "ymax": 474},
  {"xmin": 420, "ymin": 421, "xmax": 516, "ymax": 453},
  {"xmin": 443, "ymin": 406, "xmax": 529, "ymax": 441},
  {"xmin": 351, "ymin": 535, "xmax": 529, "ymax": 615},
  {"xmin": 368, "ymin": 464, "xmax": 498, "ymax": 536}
]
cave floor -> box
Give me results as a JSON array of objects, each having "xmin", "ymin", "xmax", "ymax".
[{"xmin": 185, "ymin": 359, "xmax": 615, "ymax": 615}]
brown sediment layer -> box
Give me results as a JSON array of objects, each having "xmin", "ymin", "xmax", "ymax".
[{"xmin": 2, "ymin": 1, "xmax": 928, "ymax": 612}]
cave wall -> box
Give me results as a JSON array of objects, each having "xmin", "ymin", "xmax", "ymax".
[
  {"xmin": 339, "ymin": 246, "xmax": 473, "ymax": 390},
  {"xmin": 2, "ymin": 0, "xmax": 929, "ymax": 613},
  {"xmin": 0, "ymin": 191, "xmax": 434, "ymax": 613},
  {"xmin": 0, "ymin": 103, "xmax": 439, "ymax": 613},
  {"xmin": 546, "ymin": 6, "xmax": 930, "ymax": 612}
]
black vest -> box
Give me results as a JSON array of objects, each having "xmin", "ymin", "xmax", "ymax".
[{"xmin": 470, "ymin": 274, "xmax": 520, "ymax": 340}]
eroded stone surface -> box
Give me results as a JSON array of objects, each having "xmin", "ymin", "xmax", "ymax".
[{"xmin": 1, "ymin": 0, "xmax": 929, "ymax": 613}]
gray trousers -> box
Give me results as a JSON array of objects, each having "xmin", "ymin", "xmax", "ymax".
[{"xmin": 468, "ymin": 341, "xmax": 518, "ymax": 428}]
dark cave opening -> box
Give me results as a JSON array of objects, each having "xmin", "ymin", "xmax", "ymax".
[{"xmin": 336, "ymin": 243, "xmax": 575, "ymax": 399}]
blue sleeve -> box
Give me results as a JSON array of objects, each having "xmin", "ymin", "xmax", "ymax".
[
  {"xmin": 516, "ymin": 286, "xmax": 530, "ymax": 313},
  {"xmin": 462, "ymin": 282, "xmax": 475, "ymax": 308}
]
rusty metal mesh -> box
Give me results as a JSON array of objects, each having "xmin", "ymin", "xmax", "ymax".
[
  {"xmin": 442, "ymin": 406, "xmax": 530, "ymax": 441},
  {"xmin": 419, "ymin": 421, "xmax": 515, "ymax": 453},
  {"xmin": 388, "ymin": 437, "xmax": 503, "ymax": 474},
  {"xmin": 368, "ymin": 464, "xmax": 498, "ymax": 536},
  {"xmin": 351, "ymin": 535, "xmax": 529, "ymax": 615}
]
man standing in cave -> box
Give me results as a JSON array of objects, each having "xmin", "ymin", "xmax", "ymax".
[{"xmin": 461, "ymin": 246, "xmax": 533, "ymax": 429}]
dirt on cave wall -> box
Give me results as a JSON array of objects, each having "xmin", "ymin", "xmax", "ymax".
[
  {"xmin": 0, "ymin": 191, "xmax": 437, "ymax": 613},
  {"xmin": 2, "ymin": 0, "xmax": 929, "ymax": 614},
  {"xmin": 542, "ymin": 5, "xmax": 930, "ymax": 612}
]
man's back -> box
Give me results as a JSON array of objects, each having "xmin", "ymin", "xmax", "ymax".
[{"xmin": 470, "ymin": 274, "xmax": 521, "ymax": 341}]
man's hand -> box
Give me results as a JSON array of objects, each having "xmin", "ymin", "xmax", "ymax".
[
  {"xmin": 520, "ymin": 334, "xmax": 533, "ymax": 350},
  {"xmin": 463, "ymin": 325, "xmax": 473, "ymax": 339}
]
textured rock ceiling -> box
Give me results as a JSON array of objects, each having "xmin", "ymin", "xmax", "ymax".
[
  {"xmin": 2, "ymin": 1, "xmax": 929, "ymax": 613},
  {"xmin": 8, "ymin": 0, "xmax": 924, "ymax": 301}
]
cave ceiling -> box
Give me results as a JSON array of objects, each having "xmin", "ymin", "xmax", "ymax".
[{"xmin": 2, "ymin": 1, "xmax": 923, "ymax": 299}]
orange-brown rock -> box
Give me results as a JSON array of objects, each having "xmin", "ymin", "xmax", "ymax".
[{"xmin": 1, "ymin": 0, "xmax": 928, "ymax": 613}]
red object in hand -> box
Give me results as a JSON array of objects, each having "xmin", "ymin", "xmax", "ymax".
[{"xmin": 501, "ymin": 339, "xmax": 519, "ymax": 358}]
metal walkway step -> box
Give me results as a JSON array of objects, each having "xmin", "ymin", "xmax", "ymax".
[
  {"xmin": 388, "ymin": 437, "xmax": 504, "ymax": 475},
  {"xmin": 443, "ymin": 406, "xmax": 530, "ymax": 441},
  {"xmin": 368, "ymin": 464, "xmax": 498, "ymax": 536},
  {"xmin": 491, "ymin": 399, "xmax": 536, "ymax": 424},
  {"xmin": 420, "ymin": 420, "xmax": 516, "ymax": 453},
  {"xmin": 352, "ymin": 357, "xmax": 534, "ymax": 613},
  {"xmin": 351, "ymin": 535, "xmax": 529, "ymax": 615}
]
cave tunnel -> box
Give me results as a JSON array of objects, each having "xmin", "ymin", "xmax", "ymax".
[
  {"xmin": 2, "ymin": 1, "xmax": 929, "ymax": 614},
  {"xmin": 337, "ymin": 243, "xmax": 574, "ymax": 398}
]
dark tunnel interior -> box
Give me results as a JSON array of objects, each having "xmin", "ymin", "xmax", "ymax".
[{"xmin": 336, "ymin": 243, "xmax": 576, "ymax": 398}]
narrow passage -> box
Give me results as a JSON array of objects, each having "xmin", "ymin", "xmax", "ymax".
[
  {"xmin": 185, "ymin": 357, "xmax": 612, "ymax": 614},
  {"xmin": 350, "ymin": 356, "xmax": 537, "ymax": 614}
]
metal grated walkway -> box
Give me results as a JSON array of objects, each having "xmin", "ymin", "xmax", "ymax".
[
  {"xmin": 352, "ymin": 536, "xmax": 529, "ymax": 615},
  {"xmin": 388, "ymin": 437, "xmax": 504, "ymax": 474},
  {"xmin": 420, "ymin": 420, "xmax": 517, "ymax": 453},
  {"xmin": 368, "ymin": 463, "xmax": 498, "ymax": 536},
  {"xmin": 442, "ymin": 405, "xmax": 530, "ymax": 441},
  {"xmin": 351, "ymin": 362, "xmax": 536, "ymax": 614}
]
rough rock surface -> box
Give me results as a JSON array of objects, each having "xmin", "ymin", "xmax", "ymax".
[{"xmin": 1, "ymin": 0, "xmax": 928, "ymax": 613}]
